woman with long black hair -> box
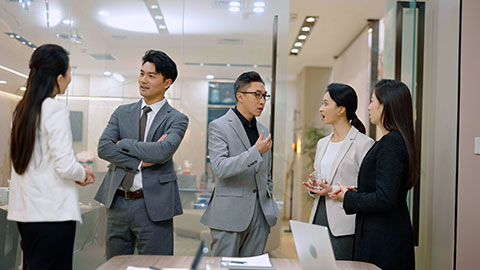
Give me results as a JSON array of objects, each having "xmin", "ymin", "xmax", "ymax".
[
  {"xmin": 8, "ymin": 44, "xmax": 95, "ymax": 270},
  {"xmin": 330, "ymin": 79, "xmax": 418, "ymax": 269},
  {"xmin": 302, "ymin": 83, "xmax": 374, "ymax": 260}
]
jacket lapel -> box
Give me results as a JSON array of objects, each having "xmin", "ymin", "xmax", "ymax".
[
  {"xmin": 146, "ymin": 101, "xmax": 171, "ymax": 142},
  {"xmin": 314, "ymin": 133, "xmax": 332, "ymax": 172},
  {"xmin": 226, "ymin": 109, "xmax": 251, "ymax": 150},
  {"xmin": 129, "ymin": 100, "xmax": 142, "ymax": 140},
  {"xmin": 328, "ymin": 127, "xmax": 359, "ymax": 184}
]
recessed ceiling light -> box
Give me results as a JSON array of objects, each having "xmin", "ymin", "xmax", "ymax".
[
  {"xmin": 229, "ymin": 7, "xmax": 240, "ymax": 12},
  {"xmin": 154, "ymin": 15, "xmax": 163, "ymax": 20},
  {"xmin": 98, "ymin": 10, "xmax": 110, "ymax": 16},
  {"xmin": 368, "ymin": 28, "xmax": 373, "ymax": 33},
  {"xmin": 226, "ymin": 64, "xmax": 231, "ymax": 67},
  {"xmin": 306, "ymin": 17, "xmax": 316, "ymax": 22},
  {"xmin": 291, "ymin": 48, "xmax": 299, "ymax": 54},
  {"xmin": 301, "ymin": 26, "xmax": 310, "ymax": 31},
  {"xmin": 253, "ymin": 64, "xmax": 258, "ymax": 68},
  {"xmin": 158, "ymin": 24, "xmax": 167, "ymax": 29},
  {"xmin": 9, "ymin": 34, "xmax": 14, "ymax": 38},
  {"xmin": 206, "ymin": 75, "xmax": 214, "ymax": 80},
  {"xmin": 112, "ymin": 73, "xmax": 125, "ymax": 82},
  {"xmin": 200, "ymin": 63, "xmax": 204, "ymax": 66},
  {"xmin": 104, "ymin": 71, "xmax": 112, "ymax": 76},
  {"xmin": 21, "ymin": 41, "xmax": 26, "ymax": 44},
  {"xmin": 28, "ymin": 42, "xmax": 32, "ymax": 45},
  {"xmin": 294, "ymin": 42, "xmax": 303, "ymax": 47},
  {"xmin": 298, "ymin": 35, "xmax": 307, "ymax": 40},
  {"xmin": 15, "ymin": 35, "xmax": 20, "ymax": 38},
  {"xmin": 254, "ymin": 2, "xmax": 265, "ymax": 7},
  {"xmin": 20, "ymin": 86, "xmax": 26, "ymax": 91},
  {"xmin": 229, "ymin": 1, "xmax": 241, "ymax": 7},
  {"xmin": 62, "ymin": 19, "xmax": 72, "ymax": 25},
  {"xmin": 151, "ymin": 5, "xmax": 159, "ymax": 9},
  {"xmin": 0, "ymin": 81, "xmax": 7, "ymax": 84},
  {"xmin": 253, "ymin": 7, "xmax": 264, "ymax": 13}
]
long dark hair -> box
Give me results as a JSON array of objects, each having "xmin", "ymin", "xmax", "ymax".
[
  {"xmin": 326, "ymin": 83, "xmax": 366, "ymax": 134},
  {"xmin": 10, "ymin": 44, "xmax": 69, "ymax": 174},
  {"xmin": 374, "ymin": 79, "xmax": 419, "ymax": 189}
]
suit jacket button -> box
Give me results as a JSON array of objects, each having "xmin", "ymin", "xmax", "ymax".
[{"xmin": 253, "ymin": 189, "xmax": 257, "ymax": 193}]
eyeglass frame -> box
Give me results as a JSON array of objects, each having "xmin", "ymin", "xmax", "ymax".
[{"xmin": 239, "ymin": 91, "xmax": 271, "ymax": 100}]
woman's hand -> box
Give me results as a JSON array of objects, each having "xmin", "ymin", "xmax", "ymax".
[
  {"xmin": 302, "ymin": 175, "xmax": 332, "ymax": 196},
  {"xmin": 328, "ymin": 181, "xmax": 351, "ymax": 201},
  {"xmin": 76, "ymin": 166, "xmax": 95, "ymax": 187}
]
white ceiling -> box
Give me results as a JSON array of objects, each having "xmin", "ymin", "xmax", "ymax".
[
  {"xmin": 0, "ymin": 0, "xmax": 385, "ymax": 94},
  {"xmin": 288, "ymin": 0, "xmax": 384, "ymax": 79}
]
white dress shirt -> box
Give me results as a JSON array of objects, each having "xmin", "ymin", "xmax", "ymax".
[
  {"xmin": 130, "ymin": 98, "xmax": 166, "ymax": 191},
  {"xmin": 7, "ymin": 98, "xmax": 86, "ymax": 222}
]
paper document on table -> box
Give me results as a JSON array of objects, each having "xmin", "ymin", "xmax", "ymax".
[
  {"xmin": 126, "ymin": 267, "xmax": 150, "ymax": 270},
  {"xmin": 221, "ymin": 253, "xmax": 275, "ymax": 269}
]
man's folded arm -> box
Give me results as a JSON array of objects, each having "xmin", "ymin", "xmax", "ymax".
[
  {"xmin": 117, "ymin": 114, "xmax": 189, "ymax": 164},
  {"xmin": 97, "ymin": 109, "xmax": 141, "ymax": 171}
]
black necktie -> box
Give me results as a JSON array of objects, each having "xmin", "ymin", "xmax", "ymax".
[{"xmin": 121, "ymin": 106, "xmax": 152, "ymax": 191}]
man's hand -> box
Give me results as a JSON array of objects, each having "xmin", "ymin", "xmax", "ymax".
[
  {"xmin": 141, "ymin": 134, "xmax": 168, "ymax": 168},
  {"xmin": 76, "ymin": 166, "xmax": 95, "ymax": 187},
  {"xmin": 255, "ymin": 130, "xmax": 272, "ymax": 155}
]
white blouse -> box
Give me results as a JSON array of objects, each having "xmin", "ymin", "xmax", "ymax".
[
  {"xmin": 8, "ymin": 98, "xmax": 86, "ymax": 223},
  {"xmin": 320, "ymin": 140, "xmax": 343, "ymax": 183}
]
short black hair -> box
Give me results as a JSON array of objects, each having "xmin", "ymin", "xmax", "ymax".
[
  {"xmin": 233, "ymin": 71, "xmax": 264, "ymax": 95},
  {"xmin": 142, "ymin": 50, "xmax": 178, "ymax": 83}
]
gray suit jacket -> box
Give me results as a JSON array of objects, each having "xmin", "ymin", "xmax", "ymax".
[
  {"xmin": 94, "ymin": 100, "xmax": 189, "ymax": 222},
  {"xmin": 200, "ymin": 109, "xmax": 278, "ymax": 232}
]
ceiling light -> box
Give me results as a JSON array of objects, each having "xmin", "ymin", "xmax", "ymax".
[
  {"xmin": 104, "ymin": 71, "xmax": 112, "ymax": 76},
  {"xmin": 15, "ymin": 35, "xmax": 20, "ymax": 38},
  {"xmin": 306, "ymin": 17, "xmax": 316, "ymax": 22},
  {"xmin": 0, "ymin": 65, "xmax": 28, "ymax": 78},
  {"xmin": 226, "ymin": 64, "xmax": 231, "ymax": 67},
  {"xmin": 298, "ymin": 35, "xmax": 307, "ymax": 40},
  {"xmin": 290, "ymin": 16, "xmax": 318, "ymax": 56},
  {"xmin": 21, "ymin": 41, "xmax": 26, "ymax": 44},
  {"xmin": 20, "ymin": 86, "xmax": 26, "ymax": 91},
  {"xmin": 154, "ymin": 15, "xmax": 163, "ymax": 20},
  {"xmin": 294, "ymin": 42, "xmax": 302, "ymax": 47},
  {"xmin": 62, "ymin": 19, "xmax": 72, "ymax": 25},
  {"xmin": 229, "ymin": 7, "xmax": 240, "ymax": 12},
  {"xmin": 229, "ymin": 1, "xmax": 241, "ymax": 7},
  {"xmin": 150, "ymin": 5, "xmax": 159, "ymax": 9},
  {"xmin": 254, "ymin": 2, "xmax": 265, "ymax": 7},
  {"xmin": 9, "ymin": 34, "xmax": 14, "ymax": 38},
  {"xmin": 368, "ymin": 28, "xmax": 373, "ymax": 33},
  {"xmin": 112, "ymin": 73, "xmax": 125, "ymax": 82},
  {"xmin": 301, "ymin": 26, "xmax": 310, "ymax": 31},
  {"xmin": 253, "ymin": 7, "xmax": 264, "ymax": 13},
  {"xmin": 253, "ymin": 64, "xmax": 258, "ymax": 68},
  {"xmin": 200, "ymin": 63, "xmax": 204, "ymax": 66},
  {"xmin": 158, "ymin": 24, "xmax": 166, "ymax": 29},
  {"xmin": 291, "ymin": 48, "xmax": 299, "ymax": 54},
  {"xmin": 206, "ymin": 75, "xmax": 214, "ymax": 80},
  {"xmin": 98, "ymin": 10, "xmax": 110, "ymax": 16},
  {"xmin": 0, "ymin": 81, "xmax": 6, "ymax": 84}
]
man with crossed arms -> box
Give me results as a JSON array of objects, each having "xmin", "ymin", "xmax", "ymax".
[{"xmin": 95, "ymin": 50, "xmax": 188, "ymax": 258}]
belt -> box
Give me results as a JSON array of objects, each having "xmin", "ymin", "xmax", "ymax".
[{"xmin": 115, "ymin": 189, "xmax": 144, "ymax": 200}]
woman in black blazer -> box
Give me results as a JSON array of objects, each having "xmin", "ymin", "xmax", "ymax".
[{"xmin": 330, "ymin": 79, "xmax": 418, "ymax": 270}]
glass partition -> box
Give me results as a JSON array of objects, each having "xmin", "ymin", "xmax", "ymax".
[{"xmin": 0, "ymin": 0, "xmax": 289, "ymax": 268}]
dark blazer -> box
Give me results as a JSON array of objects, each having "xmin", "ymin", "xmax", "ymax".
[
  {"xmin": 343, "ymin": 131, "xmax": 415, "ymax": 270},
  {"xmin": 95, "ymin": 100, "xmax": 189, "ymax": 222}
]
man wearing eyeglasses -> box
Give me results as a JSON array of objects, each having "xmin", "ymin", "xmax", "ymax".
[{"xmin": 201, "ymin": 71, "xmax": 278, "ymax": 257}]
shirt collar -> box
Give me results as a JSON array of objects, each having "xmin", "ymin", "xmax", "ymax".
[
  {"xmin": 233, "ymin": 107, "xmax": 257, "ymax": 127},
  {"xmin": 141, "ymin": 98, "xmax": 166, "ymax": 115}
]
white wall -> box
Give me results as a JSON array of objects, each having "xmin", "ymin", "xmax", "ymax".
[{"xmin": 332, "ymin": 29, "xmax": 370, "ymax": 129}]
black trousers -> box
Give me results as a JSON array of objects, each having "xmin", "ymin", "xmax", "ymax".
[{"xmin": 17, "ymin": 221, "xmax": 76, "ymax": 270}]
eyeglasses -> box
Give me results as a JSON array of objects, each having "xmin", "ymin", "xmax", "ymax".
[{"xmin": 240, "ymin": 91, "xmax": 271, "ymax": 100}]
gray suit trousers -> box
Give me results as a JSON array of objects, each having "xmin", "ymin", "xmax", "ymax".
[{"xmin": 210, "ymin": 198, "xmax": 270, "ymax": 257}]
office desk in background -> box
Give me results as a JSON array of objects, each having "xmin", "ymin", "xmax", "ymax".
[{"xmin": 96, "ymin": 255, "xmax": 380, "ymax": 270}]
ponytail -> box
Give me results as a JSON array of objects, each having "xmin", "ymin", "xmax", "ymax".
[{"xmin": 350, "ymin": 113, "xmax": 366, "ymax": 134}]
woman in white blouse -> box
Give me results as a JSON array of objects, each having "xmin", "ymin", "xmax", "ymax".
[
  {"xmin": 302, "ymin": 83, "xmax": 374, "ymax": 260},
  {"xmin": 8, "ymin": 44, "xmax": 95, "ymax": 270}
]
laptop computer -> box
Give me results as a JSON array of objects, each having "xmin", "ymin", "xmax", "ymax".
[{"xmin": 289, "ymin": 220, "xmax": 338, "ymax": 270}]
